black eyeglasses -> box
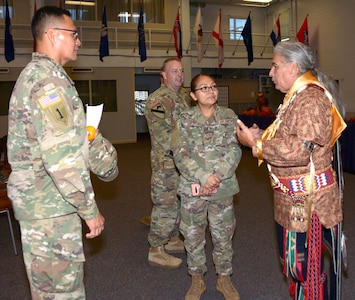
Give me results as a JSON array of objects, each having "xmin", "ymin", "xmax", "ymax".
[
  {"xmin": 50, "ymin": 28, "xmax": 79, "ymax": 40},
  {"xmin": 194, "ymin": 85, "xmax": 218, "ymax": 93}
]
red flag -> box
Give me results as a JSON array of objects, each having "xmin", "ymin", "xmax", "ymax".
[
  {"xmin": 297, "ymin": 16, "xmax": 308, "ymax": 45},
  {"xmin": 33, "ymin": 1, "xmax": 37, "ymax": 52},
  {"xmin": 173, "ymin": 8, "xmax": 182, "ymax": 59},
  {"xmin": 270, "ymin": 16, "xmax": 281, "ymax": 46},
  {"xmin": 212, "ymin": 9, "xmax": 224, "ymax": 68}
]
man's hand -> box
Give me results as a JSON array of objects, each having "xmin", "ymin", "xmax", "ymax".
[
  {"xmin": 85, "ymin": 213, "xmax": 105, "ymax": 239},
  {"xmin": 236, "ymin": 119, "xmax": 257, "ymax": 148}
]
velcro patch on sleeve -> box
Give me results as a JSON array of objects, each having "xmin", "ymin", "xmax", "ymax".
[{"xmin": 38, "ymin": 91, "xmax": 62, "ymax": 109}]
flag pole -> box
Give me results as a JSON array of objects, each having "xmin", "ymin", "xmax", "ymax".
[
  {"xmin": 232, "ymin": 38, "xmax": 241, "ymax": 56},
  {"xmin": 186, "ymin": 37, "xmax": 192, "ymax": 54},
  {"xmin": 133, "ymin": 31, "xmax": 138, "ymax": 53},
  {"xmin": 260, "ymin": 38, "xmax": 269, "ymax": 56},
  {"xmin": 166, "ymin": 34, "xmax": 173, "ymax": 54},
  {"xmin": 203, "ymin": 33, "xmax": 212, "ymax": 54}
]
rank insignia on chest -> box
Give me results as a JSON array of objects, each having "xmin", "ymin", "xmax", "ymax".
[{"xmin": 150, "ymin": 102, "xmax": 165, "ymax": 119}]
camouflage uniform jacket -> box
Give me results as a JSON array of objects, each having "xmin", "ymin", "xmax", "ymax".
[
  {"xmin": 7, "ymin": 53, "xmax": 99, "ymax": 221},
  {"xmin": 144, "ymin": 84, "xmax": 189, "ymax": 171},
  {"xmin": 262, "ymin": 84, "xmax": 343, "ymax": 232},
  {"xmin": 171, "ymin": 105, "xmax": 242, "ymax": 200}
]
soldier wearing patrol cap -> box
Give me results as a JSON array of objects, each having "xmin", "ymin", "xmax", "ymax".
[
  {"xmin": 144, "ymin": 58, "xmax": 190, "ymax": 269},
  {"xmin": 7, "ymin": 6, "xmax": 116, "ymax": 299}
]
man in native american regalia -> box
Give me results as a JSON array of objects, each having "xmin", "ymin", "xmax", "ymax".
[{"xmin": 236, "ymin": 41, "xmax": 346, "ymax": 300}]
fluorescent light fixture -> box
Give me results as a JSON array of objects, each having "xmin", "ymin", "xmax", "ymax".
[
  {"xmin": 65, "ymin": 1, "xmax": 95, "ymax": 6},
  {"xmin": 117, "ymin": 13, "xmax": 140, "ymax": 18},
  {"xmin": 243, "ymin": 0, "xmax": 272, "ymax": 3}
]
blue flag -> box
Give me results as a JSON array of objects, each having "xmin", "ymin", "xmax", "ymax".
[
  {"xmin": 241, "ymin": 15, "xmax": 253, "ymax": 65},
  {"xmin": 99, "ymin": 5, "xmax": 109, "ymax": 62},
  {"xmin": 138, "ymin": 4, "xmax": 147, "ymax": 62},
  {"xmin": 4, "ymin": 0, "xmax": 14, "ymax": 62}
]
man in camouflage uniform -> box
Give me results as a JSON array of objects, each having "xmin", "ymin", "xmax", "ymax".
[
  {"xmin": 144, "ymin": 58, "xmax": 190, "ymax": 269},
  {"xmin": 7, "ymin": 6, "xmax": 117, "ymax": 299},
  {"xmin": 171, "ymin": 74, "xmax": 242, "ymax": 300}
]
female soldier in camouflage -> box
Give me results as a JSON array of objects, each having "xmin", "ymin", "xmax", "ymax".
[{"xmin": 171, "ymin": 74, "xmax": 242, "ymax": 300}]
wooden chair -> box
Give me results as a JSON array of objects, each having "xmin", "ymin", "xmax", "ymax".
[{"xmin": 0, "ymin": 135, "xmax": 18, "ymax": 255}]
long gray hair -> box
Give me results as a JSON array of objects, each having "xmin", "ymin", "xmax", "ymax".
[{"xmin": 274, "ymin": 41, "xmax": 345, "ymax": 116}]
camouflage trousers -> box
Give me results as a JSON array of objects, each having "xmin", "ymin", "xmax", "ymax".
[
  {"xmin": 180, "ymin": 195, "xmax": 236, "ymax": 276},
  {"xmin": 148, "ymin": 167, "xmax": 181, "ymax": 247},
  {"xmin": 19, "ymin": 213, "xmax": 86, "ymax": 300}
]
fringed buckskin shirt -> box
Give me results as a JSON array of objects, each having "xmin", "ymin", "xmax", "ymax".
[{"xmin": 260, "ymin": 72, "xmax": 343, "ymax": 232}]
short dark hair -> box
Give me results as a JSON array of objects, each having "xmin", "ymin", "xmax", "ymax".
[
  {"xmin": 190, "ymin": 74, "xmax": 213, "ymax": 92},
  {"xmin": 31, "ymin": 6, "xmax": 71, "ymax": 40}
]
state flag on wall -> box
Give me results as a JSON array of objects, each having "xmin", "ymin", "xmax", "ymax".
[
  {"xmin": 212, "ymin": 9, "xmax": 224, "ymax": 68},
  {"xmin": 99, "ymin": 4, "xmax": 109, "ymax": 62},
  {"xmin": 138, "ymin": 3, "xmax": 147, "ymax": 62},
  {"xmin": 297, "ymin": 16, "xmax": 309, "ymax": 45},
  {"xmin": 173, "ymin": 8, "xmax": 183, "ymax": 59},
  {"xmin": 4, "ymin": 0, "xmax": 14, "ymax": 62},
  {"xmin": 270, "ymin": 16, "xmax": 281, "ymax": 46},
  {"xmin": 242, "ymin": 14, "xmax": 253, "ymax": 65},
  {"xmin": 193, "ymin": 6, "xmax": 203, "ymax": 62}
]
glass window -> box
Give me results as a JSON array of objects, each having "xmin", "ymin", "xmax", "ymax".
[
  {"xmin": 74, "ymin": 80, "xmax": 117, "ymax": 112},
  {"xmin": 92, "ymin": 80, "xmax": 117, "ymax": 112},
  {"xmin": 229, "ymin": 17, "xmax": 246, "ymax": 41},
  {"xmin": 43, "ymin": 0, "xmax": 164, "ymax": 23},
  {"xmin": 98, "ymin": 0, "xmax": 164, "ymax": 23},
  {"xmin": 74, "ymin": 80, "xmax": 90, "ymax": 106},
  {"xmin": 0, "ymin": 0, "xmax": 13, "ymax": 19},
  {"xmin": 134, "ymin": 90, "xmax": 148, "ymax": 116}
]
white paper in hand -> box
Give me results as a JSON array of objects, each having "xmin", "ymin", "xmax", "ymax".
[{"xmin": 86, "ymin": 103, "xmax": 104, "ymax": 129}]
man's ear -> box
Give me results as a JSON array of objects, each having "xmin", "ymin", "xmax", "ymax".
[{"xmin": 290, "ymin": 62, "xmax": 300, "ymax": 76}]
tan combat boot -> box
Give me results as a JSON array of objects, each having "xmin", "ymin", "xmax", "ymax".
[
  {"xmin": 216, "ymin": 275, "xmax": 240, "ymax": 300},
  {"xmin": 185, "ymin": 275, "xmax": 206, "ymax": 300},
  {"xmin": 165, "ymin": 236, "xmax": 185, "ymax": 253},
  {"xmin": 148, "ymin": 246, "xmax": 182, "ymax": 269}
]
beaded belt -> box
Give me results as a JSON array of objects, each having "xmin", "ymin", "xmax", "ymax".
[{"xmin": 271, "ymin": 167, "xmax": 335, "ymax": 196}]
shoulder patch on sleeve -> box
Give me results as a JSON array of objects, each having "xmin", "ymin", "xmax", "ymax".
[
  {"xmin": 36, "ymin": 86, "xmax": 72, "ymax": 129},
  {"xmin": 150, "ymin": 102, "xmax": 165, "ymax": 119},
  {"xmin": 38, "ymin": 90, "xmax": 62, "ymax": 109}
]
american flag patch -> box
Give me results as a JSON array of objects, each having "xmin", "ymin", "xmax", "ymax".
[{"xmin": 39, "ymin": 91, "xmax": 61, "ymax": 108}]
